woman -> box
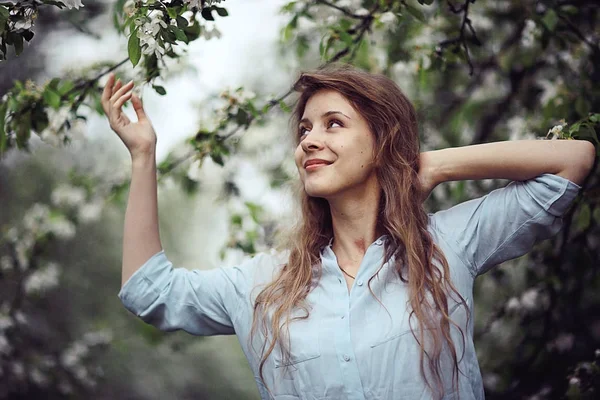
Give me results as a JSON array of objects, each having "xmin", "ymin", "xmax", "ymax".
[{"xmin": 104, "ymin": 63, "xmax": 595, "ymax": 400}]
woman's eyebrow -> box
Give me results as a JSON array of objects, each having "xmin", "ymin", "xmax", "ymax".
[{"xmin": 299, "ymin": 111, "xmax": 351, "ymax": 125}]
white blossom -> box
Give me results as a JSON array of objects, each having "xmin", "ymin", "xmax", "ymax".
[
  {"xmin": 23, "ymin": 203, "xmax": 51, "ymax": 232},
  {"xmin": 547, "ymin": 333, "xmax": 575, "ymax": 353},
  {"xmin": 521, "ymin": 19, "xmax": 538, "ymax": 48},
  {"xmin": 8, "ymin": 7, "xmax": 37, "ymax": 31},
  {"xmin": 60, "ymin": 0, "xmax": 84, "ymax": 10},
  {"xmin": 62, "ymin": 342, "xmax": 89, "ymax": 368},
  {"xmin": 24, "ymin": 262, "xmax": 60, "ymax": 295},
  {"xmin": 78, "ymin": 200, "xmax": 104, "ymax": 223},
  {"xmin": 184, "ymin": 0, "xmax": 202, "ymax": 8},
  {"xmin": 29, "ymin": 368, "xmax": 49, "ymax": 386},
  {"xmin": 355, "ymin": 8, "xmax": 369, "ymax": 17},
  {"xmin": 38, "ymin": 107, "xmax": 72, "ymax": 147},
  {"xmin": 0, "ymin": 256, "xmax": 12, "ymax": 272},
  {"xmin": 51, "ymin": 184, "xmax": 87, "ymax": 208},
  {"xmin": 136, "ymin": 11, "xmax": 168, "ymax": 60},
  {"xmin": 547, "ymin": 122, "xmax": 567, "ymax": 140},
  {"xmin": 379, "ymin": 11, "xmax": 397, "ymax": 25},
  {"xmin": 520, "ymin": 288, "xmax": 540, "ymax": 311},
  {"xmin": 483, "ymin": 372, "xmax": 501, "ymax": 391},
  {"xmin": 123, "ymin": 0, "xmax": 136, "ymax": 17},
  {"xmin": 46, "ymin": 217, "xmax": 76, "ymax": 240},
  {"xmin": 201, "ymin": 23, "xmax": 222, "ymax": 40},
  {"xmin": 505, "ymin": 296, "xmax": 521, "ymax": 313},
  {"xmin": 11, "ymin": 361, "xmax": 25, "ymax": 379},
  {"xmin": 82, "ymin": 330, "xmax": 113, "ymax": 346},
  {"xmin": 569, "ymin": 376, "xmax": 580, "ymax": 386},
  {"xmin": 0, "ymin": 334, "xmax": 10, "ymax": 355},
  {"xmin": 14, "ymin": 311, "xmax": 27, "ymax": 325},
  {"xmin": 0, "ymin": 315, "xmax": 13, "ymax": 331}
]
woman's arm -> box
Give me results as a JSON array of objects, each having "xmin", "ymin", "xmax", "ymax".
[{"xmin": 419, "ymin": 139, "xmax": 596, "ymax": 198}]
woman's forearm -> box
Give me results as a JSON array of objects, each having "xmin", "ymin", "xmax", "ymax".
[
  {"xmin": 426, "ymin": 139, "xmax": 596, "ymax": 187},
  {"xmin": 122, "ymin": 153, "xmax": 163, "ymax": 287}
]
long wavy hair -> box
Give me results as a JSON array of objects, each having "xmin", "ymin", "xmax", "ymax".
[{"xmin": 250, "ymin": 63, "xmax": 470, "ymax": 399}]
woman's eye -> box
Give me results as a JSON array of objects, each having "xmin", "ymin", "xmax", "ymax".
[
  {"xmin": 298, "ymin": 119, "xmax": 342, "ymax": 137},
  {"xmin": 329, "ymin": 119, "xmax": 342, "ymax": 128}
]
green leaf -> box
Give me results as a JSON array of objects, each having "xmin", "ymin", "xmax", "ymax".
[
  {"xmin": 283, "ymin": 15, "xmax": 298, "ymax": 42},
  {"xmin": 576, "ymin": 203, "xmax": 591, "ymax": 231},
  {"xmin": 152, "ymin": 85, "xmax": 167, "ymax": 95},
  {"xmin": 58, "ymin": 80, "xmax": 75, "ymax": 96},
  {"xmin": 279, "ymin": 100, "xmax": 291, "ymax": 113},
  {"xmin": 176, "ymin": 16, "xmax": 188, "ymax": 28},
  {"xmin": 128, "ymin": 29, "xmax": 142, "ymax": 67},
  {"xmin": 339, "ymin": 30, "xmax": 353, "ymax": 47},
  {"xmin": 589, "ymin": 113, "xmax": 600, "ymax": 123},
  {"xmin": 215, "ymin": 6, "xmax": 228, "ymax": 17},
  {"xmin": 22, "ymin": 30, "xmax": 34, "ymax": 42},
  {"xmin": 0, "ymin": 102, "xmax": 7, "ymax": 155},
  {"xmin": 0, "ymin": 6, "xmax": 9, "ymax": 21},
  {"xmin": 541, "ymin": 9, "xmax": 559, "ymax": 31},
  {"xmin": 166, "ymin": 6, "xmax": 178, "ymax": 19},
  {"xmin": 43, "ymin": 88, "xmax": 62, "ymax": 109},
  {"xmin": 171, "ymin": 26, "xmax": 188, "ymax": 42},
  {"xmin": 13, "ymin": 34, "xmax": 23, "ymax": 56},
  {"xmin": 405, "ymin": 4, "xmax": 425, "ymax": 22},
  {"xmin": 201, "ymin": 7, "xmax": 215, "ymax": 21}
]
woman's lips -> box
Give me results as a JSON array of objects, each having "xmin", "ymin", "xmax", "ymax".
[{"xmin": 305, "ymin": 162, "xmax": 330, "ymax": 171}]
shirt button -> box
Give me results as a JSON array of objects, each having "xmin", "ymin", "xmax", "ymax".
[
  {"xmin": 343, "ymin": 355, "xmax": 351, "ymax": 362},
  {"xmin": 341, "ymin": 315, "xmax": 345, "ymax": 319},
  {"xmin": 357, "ymin": 280, "xmax": 363, "ymax": 286}
]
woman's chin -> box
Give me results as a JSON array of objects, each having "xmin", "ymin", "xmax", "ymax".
[{"xmin": 303, "ymin": 184, "xmax": 335, "ymax": 199}]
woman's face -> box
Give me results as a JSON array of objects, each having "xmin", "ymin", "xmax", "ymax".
[{"xmin": 294, "ymin": 89, "xmax": 378, "ymax": 199}]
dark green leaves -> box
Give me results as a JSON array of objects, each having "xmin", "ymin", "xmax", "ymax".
[{"xmin": 128, "ymin": 29, "xmax": 142, "ymax": 67}]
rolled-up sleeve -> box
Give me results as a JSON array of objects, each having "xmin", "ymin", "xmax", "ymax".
[
  {"xmin": 430, "ymin": 173, "xmax": 581, "ymax": 277},
  {"xmin": 118, "ymin": 250, "xmax": 254, "ymax": 336}
]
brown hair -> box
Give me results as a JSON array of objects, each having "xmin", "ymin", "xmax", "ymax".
[{"xmin": 250, "ymin": 62, "xmax": 469, "ymax": 399}]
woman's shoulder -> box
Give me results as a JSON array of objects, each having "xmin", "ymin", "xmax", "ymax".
[{"xmin": 225, "ymin": 248, "xmax": 289, "ymax": 286}]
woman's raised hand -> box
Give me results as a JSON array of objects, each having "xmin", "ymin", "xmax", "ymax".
[{"xmin": 101, "ymin": 73, "xmax": 157, "ymax": 160}]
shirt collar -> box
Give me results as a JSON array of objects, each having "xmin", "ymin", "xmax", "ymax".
[{"xmin": 320, "ymin": 234, "xmax": 391, "ymax": 279}]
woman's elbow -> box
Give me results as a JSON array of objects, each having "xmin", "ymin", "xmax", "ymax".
[{"xmin": 559, "ymin": 140, "xmax": 597, "ymax": 185}]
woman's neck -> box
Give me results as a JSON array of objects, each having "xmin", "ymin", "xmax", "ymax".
[{"xmin": 327, "ymin": 182, "xmax": 383, "ymax": 263}]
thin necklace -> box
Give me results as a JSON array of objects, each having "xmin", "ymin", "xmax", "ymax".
[{"xmin": 339, "ymin": 266, "xmax": 356, "ymax": 280}]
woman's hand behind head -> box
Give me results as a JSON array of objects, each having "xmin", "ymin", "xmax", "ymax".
[{"xmin": 101, "ymin": 73, "xmax": 157, "ymax": 160}]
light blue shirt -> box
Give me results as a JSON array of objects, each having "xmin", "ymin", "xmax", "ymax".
[{"xmin": 118, "ymin": 174, "xmax": 581, "ymax": 400}]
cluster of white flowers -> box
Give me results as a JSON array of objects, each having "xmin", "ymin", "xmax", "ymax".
[
  {"xmin": 38, "ymin": 106, "xmax": 86, "ymax": 147},
  {"xmin": 135, "ymin": 10, "xmax": 168, "ymax": 60},
  {"xmin": 60, "ymin": 1, "xmax": 84, "ymax": 10},
  {"xmin": 58, "ymin": 329, "xmax": 112, "ymax": 388},
  {"xmin": 547, "ymin": 122, "xmax": 567, "ymax": 140},
  {"xmin": 51, "ymin": 184, "xmax": 86, "ymax": 208},
  {"xmin": 51, "ymin": 184, "xmax": 104, "ymax": 223},
  {"xmin": 505, "ymin": 287, "xmax": 548, "ymax": 315},
  {"xmin": 7, "ymin": 6, "xmax": 37, "ymax": 31},
  {"xmin": 24, "ymin": 262, "xmax": 61, "ymax": 295},
  {"xmin": 546, "ymin": 332, "xmax": 575, "ymax": 353},
  {"xmin": 521, "ymin": 19, "xmax": 539, "ymax": 48},
  {"xmin": 215, "ymin": 87, "xmax": 257, "ymax": 119},
  {"xmin": 200, "ymin": 22, "xmax": 222, "ymax": 40}
]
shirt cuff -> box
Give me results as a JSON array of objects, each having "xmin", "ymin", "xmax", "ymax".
[
  {"xmin": 524, "ymin": 173, "xmax": 581, "ymax": 217},
  {"xmin": 118, "ymin": 249, "xmax": 169, "ymax": 316}
]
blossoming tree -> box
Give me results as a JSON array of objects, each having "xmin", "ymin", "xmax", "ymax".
[{"xmin": 0, "ymin": 0, "xmax": 599, "ymax": 399}]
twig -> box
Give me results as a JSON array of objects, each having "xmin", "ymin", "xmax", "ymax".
[{"xmin": 437, "ymin": 0, "xmax": 480, "ymax": 76}]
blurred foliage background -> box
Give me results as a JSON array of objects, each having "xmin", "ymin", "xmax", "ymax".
[{"xmin": 0, "ymin": 0, "xmax": 599, "ymax": 399}]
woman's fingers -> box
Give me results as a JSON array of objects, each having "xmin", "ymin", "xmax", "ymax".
[
  {"xmin": 131, "ymin": 94, "xmax": 147, "ymax": 122},
  {"xmin": 110, "ymin": 80, "xmax": 134, "ymax": 104},
  {"xmin": 101, "ymin": 73, "xmax": 115, "ymax": 113},
  {"xmin": 113, "ymin": 91, "xmax": 133, "ymax": 111}
]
